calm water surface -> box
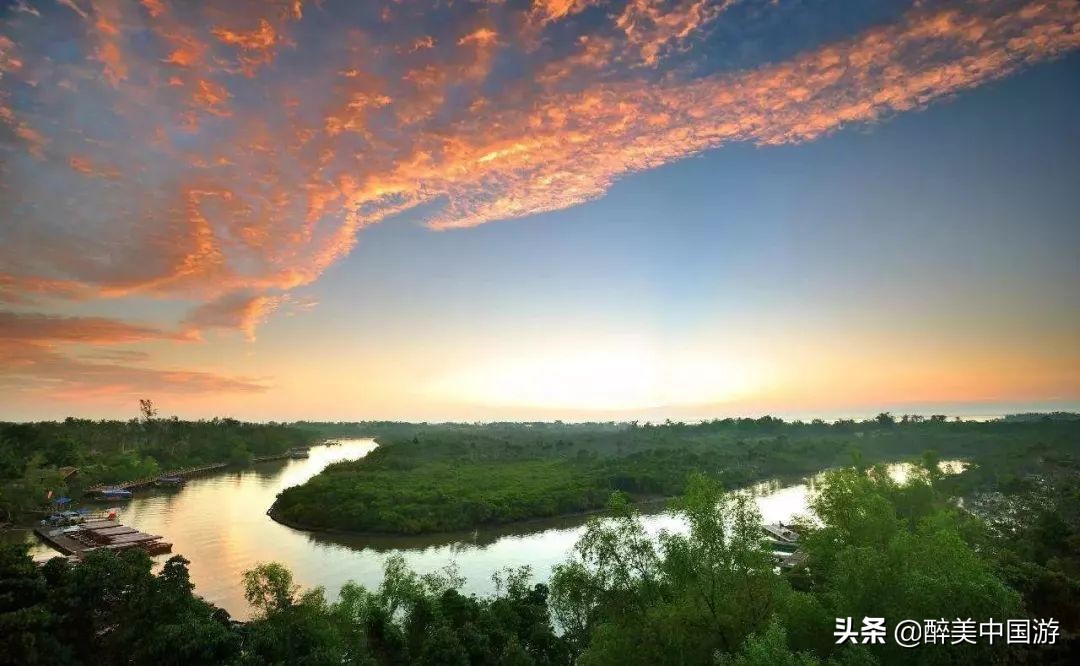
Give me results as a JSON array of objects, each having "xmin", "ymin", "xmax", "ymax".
[{"xmin": 10, "ymin": 439, "xmax": 961, "ymax": 619}]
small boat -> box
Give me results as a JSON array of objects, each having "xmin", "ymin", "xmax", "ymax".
[
  {"xmin": 75, "ymin": 507, "xmax": 118, "ymax": 521},
  {"xmin": 95, "ymin": 488, "xmax": 133, "ymax": 501},
  {"xmin": 40, "ymin": 511, "xmax": 85, "ymax": 527},
  {"xmin": 153, "ymin": 475, "xmax": 186, "ymax": 488},
  {"xmin": 762, "ymin": 523, "xmax": 800, "ymax": 544},
  {"xmin": 288, "ymin": 447, "xmax": 310, "ymax": 459},
  {"xmin": 142, "ymin": 540, "xmax": 174, "ymax": 556}
]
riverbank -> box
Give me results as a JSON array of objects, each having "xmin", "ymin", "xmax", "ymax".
[
  {"xmin": 5, "ymin": 437, "xmax": 983, "ymax": 621},
  {"xmin": 0, "ymin": 417, "xmax": 319, "ymax": 523}
]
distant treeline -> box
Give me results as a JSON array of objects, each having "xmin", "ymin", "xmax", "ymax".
[
  {"xmin": 0, "ymin": 411, "xmax": 313, "ymax": 521},
  {"xmin": 273, "ymin": 415, "xmax": 1080, "ymax": 535},
  {"xmin": 293, "ymin": 412, "xmax": 1080, "ymax": 436},
  {"xmin": 290, "ymin": 420, "xmax": 625, "ymax": 440},
  {"xmin": 1000, "ymin": 411, "xmax": 1080, "ymax": 422}
]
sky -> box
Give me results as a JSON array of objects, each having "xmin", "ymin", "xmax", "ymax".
[{"xmin": 0, "ymin": 0, "xmax": 1078, "ymax": 423}]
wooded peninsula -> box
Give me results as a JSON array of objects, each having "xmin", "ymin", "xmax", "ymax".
[{"xmin": 272, "ymin": 415, "xmax": 1079, "ymax": 535}]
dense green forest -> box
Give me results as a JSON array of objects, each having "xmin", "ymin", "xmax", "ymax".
[
  {"xmin": 273, "ymin": 416, "xmax": 1080, "ymax": 535},
  {"xmin": 3, "ymin": 438, "xmax": 1077, "ymax": 665},
  {"xmin": 0, "ymin": 404, "xmax": 313, "ymax": 522}
]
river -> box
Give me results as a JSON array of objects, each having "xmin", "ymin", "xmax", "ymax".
[{"xmin": 5, "ymin": 439, "xmax": 962, "ymax": 619}]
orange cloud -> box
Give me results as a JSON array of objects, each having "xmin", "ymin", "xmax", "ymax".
[
  {"xmin": 397, "ymin": 35, "xmax": 436, "ymax": 54},
  {"xmin": 418, "ymin": 0, "xmax": 1080, "ymax": 228},
  {"xmin": 209, "ymin": 12, "xmax": 294, "ymax": 76},
  {"xmin": 68, "ymin": 154, "xmax": 121, "ymax": 178},
  {"xmin": 0, "ymin": 310, "xmax": 261, "ymax": 398},
  {"xmin": 0, "ymin": 35, "xmax": 48, "ymax": 159},
  {"xmin": 192, "ymin": 78, "xmax": 231, "ymax": 115},
  {"xmin": 0, "ymin": 311, "xmax": 192, "ymax": 344},
  {"xmin": 139, "ymin": 0, "xmax": 165, "ymax": 18},
  {"xmin": 162, "ymin": 34, "xmax": 206, "ymax": 68},
  {"xmin": 530, "ymin": 0, "xmax": 602, "ymax": 24},
  {"xmin": 0, "ymin": 274, "xmax": 93, "ymax": 305},
  {"xmin": 212, "ymin": 19, "xmax": 278, "ymax": 50},
  {"xmin": 90, "ymin": 0, "xmax": 129, "ymax": 87},
  {"xmin": 457, "ymin": 27, "xmax": 500, "ymax": 48},
  {"xmin": 0, "ymin": 339, "xmax": 267, "ymax": 396},
  {"xmin": 182, "ymin": 291, "xmax": 286, "ymax": 341},
  {"xmin": 616, "ymin": 0, "xmax": 732, "ymax": 66},
  {"xmin": 0, "ymin": 0, "xmax": 1076, "ymax": 346}
]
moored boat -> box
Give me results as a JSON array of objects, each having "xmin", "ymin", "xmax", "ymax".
[
  {"xmin": 40, "ymin": 510, "xmax": 85, "ymax": 527},
  {"xmin": 762, "ymin": 522, "xmax": 800, "ymax": 543},
  {"xmin": 93, "ymin": 488, "xmax": 133, "ymax": 501}
]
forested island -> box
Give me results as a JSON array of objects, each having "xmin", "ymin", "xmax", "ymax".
[
  {"xmin": 272, "ymin": 415, "xmax": 1080, "ymax": 535},
  {"xmin": 2, "ymin": 417, "xmax": 1078, "ymax": 664}
]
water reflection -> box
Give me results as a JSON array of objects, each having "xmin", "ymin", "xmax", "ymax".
[
  {"xmin": 0, "ymin": 528, "xmax": 56, "ymax": 560},
  {"xmin": 11, "ymin": 439, "xmax": 963, "ymax": 620}
]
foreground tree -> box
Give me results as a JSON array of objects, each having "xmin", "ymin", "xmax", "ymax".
[
  {"xmin": 551, "ymin": 475, "xmax": 788, "ymax": 664},
  {"xmin": 0, "ymin": 546, "xmax": 237, "ymax": 666},
  {"xmin": 799, "ymin": 466, "xmax": 1022, "ymax": 664},
  {"xmin": 0, "ymin": 544, "xmax": 68, "ymax": 665},
  {"xmin": 240, "ymin": 562, "xmax": 346, "ymax": 665}
]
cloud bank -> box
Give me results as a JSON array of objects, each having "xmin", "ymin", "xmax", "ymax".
[{"xmin": 0, "ymin": 0, "xmax": 1077, "ymax": 398}]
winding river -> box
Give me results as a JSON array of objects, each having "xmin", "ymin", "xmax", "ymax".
[{"xmin": 4, "ymin": 439, "xmax": 960, "ymax": 619}]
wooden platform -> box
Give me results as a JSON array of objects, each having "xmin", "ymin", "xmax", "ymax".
[
  {"xmin": 34, "ymin": 520, "xmax": 172, "ymax": 560},
  {"xmin": 778, "ymin": 551, "xmax": 808, "ymax": 569}
]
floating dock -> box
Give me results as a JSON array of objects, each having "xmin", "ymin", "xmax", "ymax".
[
  {"xmin": 34, "ymin": 518, "xmax": 172, "ymax": 559},
  {"xmin": 763, "ymin": 523, "xmax": 806, "ymax": 568},
  {"xmin": 778, "ymin": 551, "xmax": 808, "ymax": 569}
]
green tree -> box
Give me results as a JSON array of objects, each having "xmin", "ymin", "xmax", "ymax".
[
  {"xmin": 242, "ymin": 562, "xmax": 346, "ymax": 664},
  {"xmin": 802, "ymin": 468, "xmax": 1021, "ymax": 664},
  {"xmin": 551, "ymin": 477, "xmax": 786, "ymax": 665},
  {"xmin": 0, "ymin": 544, "xmax": 69, "ymax": 666},
  {"xmin": 717, "ymin": 619, "xmax": 821, "ymax": 666}
]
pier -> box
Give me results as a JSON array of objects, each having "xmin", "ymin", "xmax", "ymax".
[
  {"xmin": 84, "ymin": 462, "xmax": 228, "ymax": 494},
  {"xmin": 254, "ymin": 447, "xmax": 311, "ymax": 463},
  {"xmin": 34, "ymin": 518, "xmax": 172, "ymax": 559},
  {"xmin": 83, "ymin": 446, "xmax": 317, "ymax": 495},
  {"xmin": 252, "ymin": 453, "xmax": 292, "ymax": 463}
]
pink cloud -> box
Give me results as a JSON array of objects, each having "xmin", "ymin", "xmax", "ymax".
[
  {"xmin": 0, "ymin": 309, "xmax": 264, "ymax": 398},
  {"xmin": 183, "ymin": 291, "xmax": 286, "ymax": 341},
  {"xmin": 0, "ymin": 339, "xmax": 267, "ymax": 397},
  {"xmin": 0, "ymin": 0, "xmax": 1075, "ymax": 346},
  {"xmin": 0, "ymin": 310, "xmax": 192, "ymax": 343}
]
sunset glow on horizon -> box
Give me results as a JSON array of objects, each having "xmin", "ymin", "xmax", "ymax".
[{"xmin": 1, "ymin": 0, "xmax": 1078, "ymax": 422}]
